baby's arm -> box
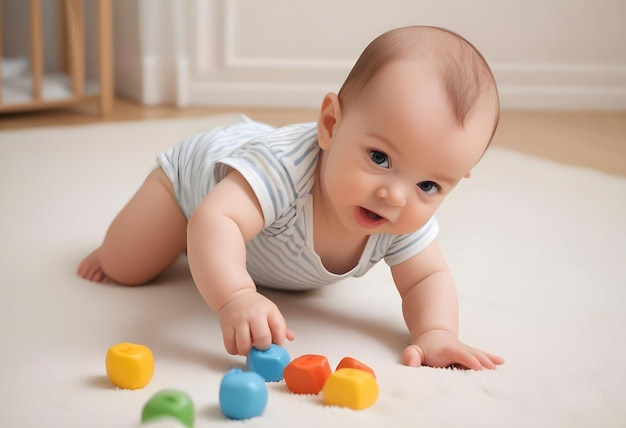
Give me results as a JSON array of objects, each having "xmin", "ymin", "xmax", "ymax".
[
  {"xmin": 391, "ymin": 240, "xmax": 503, "ymax": 370},
  {"xmin": 187, "ymin": 170, "xmax": 294, "ymax": 356}
]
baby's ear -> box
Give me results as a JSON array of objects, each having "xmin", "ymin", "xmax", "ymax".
[{"xmin": 317, "ymin": 93, "xmax": 341, "ymax": 150}]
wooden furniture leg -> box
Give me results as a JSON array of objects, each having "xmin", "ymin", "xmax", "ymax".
[
  {"xmin": 98, "ymin": 0, "xmax": 113, "ymax": 116},
  {"xmin": 0, "ymin": 0, "xmax": 4, "ymax": 104},
  {"xmin": 30, "ymin": 0, "xmax": 44, "ymax": 103},
  {"xmin": 64, "ymin": 0, "xmax": 85, "ymax": 99}
]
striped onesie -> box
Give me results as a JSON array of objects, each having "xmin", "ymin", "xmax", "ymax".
[{"xmin": 158, "ymin": 116, "xmax": 438, "ymax": 291}]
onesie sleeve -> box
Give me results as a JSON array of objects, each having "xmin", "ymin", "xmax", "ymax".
[
  {"xmin": 218, "ymin": 140, "xmax": 296, "ymax": 228},
  {"xmin": 383, "ymin": 216, "xmax": 439, "ymax": 266}
]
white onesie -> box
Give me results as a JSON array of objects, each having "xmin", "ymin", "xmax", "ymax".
[{"xmin": 157, "ymin": 116, "xmax": 438, "ymax": 290}]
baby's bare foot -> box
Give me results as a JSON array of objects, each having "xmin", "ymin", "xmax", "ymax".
[{"xmin": 77, "ymin": 248, "xmax": 110, "ymax": 283}]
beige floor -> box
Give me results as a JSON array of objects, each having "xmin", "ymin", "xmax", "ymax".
[{"xmin": 1, "ymin": 98, "xmax": 624, "ymax": 177}]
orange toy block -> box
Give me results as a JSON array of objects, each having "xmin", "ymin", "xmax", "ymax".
[
  {"xmin": 322, "ymin": 368, "xmax": 379, "ymax": 410},
  {"xmin": 336, "ymin": 357, "xmax": 376, "ymax": 378},
  {"xmin": 105, "ymin": 342, "xmax": 154, "ymax": 390},
  {"xmin": 284, "ymin": 354, "xmax": 332, "ymax": 394}
]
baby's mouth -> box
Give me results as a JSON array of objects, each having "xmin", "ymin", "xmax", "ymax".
[
  {"xmin": 355, "ymin": 207, "xmax": 387, "ymax": 228},
  {"xmin": 363, "ymin": 208, "xmax": 383, "ymax": 220}
]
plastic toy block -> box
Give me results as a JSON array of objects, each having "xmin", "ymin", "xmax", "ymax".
[
  {"xmin": 284, "ymin": 354, "xmax": 331, "ymax": 394},
  {"xmin": 246, "ymin": 344, "xmax": 291, "ymax": 382},
  {"xmin": 141, "ymin": 389, "xmax": 194, "ymax": 428},
  {"xmin": 105, "ymin": 342, "xmax": 154, "ymax": 390},
  {"xmin": 336, "ymin": 356, "xmax": 376, "ymax": 378},
  {"xmin": 322, "ymin": 368, "xmax": 379, "ymax": 410},
  {"xmin": 219, "ymin": 368, "xmax": 268, "ymax": 420}
]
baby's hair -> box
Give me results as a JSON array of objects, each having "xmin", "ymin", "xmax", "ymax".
[{"xmin": 338, "ymin": 26, "xmax": 500, "ymax": 140}]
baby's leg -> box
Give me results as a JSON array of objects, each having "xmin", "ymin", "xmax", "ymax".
[{"xmin": 77, "ymin": 168, "xmax": 187, "ymax": 285}]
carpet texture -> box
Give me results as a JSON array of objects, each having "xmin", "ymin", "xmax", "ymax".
[{"xmin": 1, "ymin": 115, "xmax": 625, "ymax": 427}]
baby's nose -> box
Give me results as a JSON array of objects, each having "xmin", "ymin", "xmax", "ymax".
[{"xmin": 376, "ymin": 184, "xmax": 406, "ymax": 207}]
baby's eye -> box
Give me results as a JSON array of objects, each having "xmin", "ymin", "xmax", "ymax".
[
  {"xmin": 417, "ymin": 181, "xmax": 440, "ymax": 194},
  {"xmin": 369, "ymin": 150, "xmax": 390, "ymax": 168}
]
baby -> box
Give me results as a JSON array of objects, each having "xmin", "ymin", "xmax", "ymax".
[{"xmin": 79, "ymin": 26, "xmax": 504, "ymax": 370}]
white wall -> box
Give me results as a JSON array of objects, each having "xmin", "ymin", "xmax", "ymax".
[
  {"xmin": 128, "ymin": 0, "xmax": 626, "ymax": 109},
  {"xmin": 4, "ymin": 0, "xmax": 625, "ymax": 109}
]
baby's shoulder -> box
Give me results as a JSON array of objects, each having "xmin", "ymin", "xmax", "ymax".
[{"xmin": 260, "ymin": 122, "xmax": 320, "ymax": 192}]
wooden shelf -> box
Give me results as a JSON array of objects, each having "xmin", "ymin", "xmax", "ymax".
[{"xmin": 0, "ymin": 0, "xmax": 113, "ymax": 116}]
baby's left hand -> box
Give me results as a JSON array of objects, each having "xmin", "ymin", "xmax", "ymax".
[{"xmin": 402, "ymin": 329, "xmax": 504, "ymax": 370}]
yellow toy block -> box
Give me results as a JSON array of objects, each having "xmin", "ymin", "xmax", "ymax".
[
  {"xmin": 105, "ymin": 342, "xmax": 154, "ymax": 390},
  {"xmin": 322, "ymin": 368, "xmax": 379, "ymax": 410}
]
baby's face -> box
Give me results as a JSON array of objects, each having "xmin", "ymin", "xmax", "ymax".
[{"xmin": 319, "ymin": 58, "xmax": 497, "ymax": 236}]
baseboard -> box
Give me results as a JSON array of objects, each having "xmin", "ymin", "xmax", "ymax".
[
  {"xmin": 114, "ymin": 55, "xmax": 176, "ymax": 106},
  {"xmin": 187, "ymin": 81, "xmax": 328, "ymax": 109},
  {"xmin": 494, "ymin": 64, "xmax": 626, "ymax": 109},
  {"xmin": 498, "ymin": 85, "xmax": 626, "ymax": 110},
  {"xmin": 185, "ymin": 82, "xmax": 626, "ymax": 110}
]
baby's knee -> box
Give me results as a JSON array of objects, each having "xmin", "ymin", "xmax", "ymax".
[{"xmin": 99, "ymin": 250, "xmax": 153, "ymax": 286}]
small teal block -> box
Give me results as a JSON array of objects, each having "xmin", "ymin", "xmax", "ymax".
[
  {"xmin": 246, "ymin": 344, "xmax": 291, "ymax": 382},
  {"xmin": 219, "ymin": 368, "xmax": 268, "ymax": 420},
  {"xmin": 141, "ymin": 389, "xmax": 194, "ymax": 428}
]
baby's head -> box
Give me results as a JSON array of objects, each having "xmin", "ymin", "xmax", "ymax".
[
  {"xmin": 337, "ymin": 26, "xmax": 500, "ymax": 146},
  {"xmin": 316, "ymin": 26, "xmax": 500, "ymax": 235}
]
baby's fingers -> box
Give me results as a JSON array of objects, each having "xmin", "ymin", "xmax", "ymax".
[
  {"xmin": 401, "ymin": 345, "xmax": 425, "ymax": 367},
  {"xmin": 486, "ymin": 351, "xmax": 505, "ymax": 366},
  {"xmin": 443, "ymin": 345, "xmax": 483, "ymax": 371},
  {"xmin": 267, "ymin": 312, "xmax": 293, "ymax": 346},
  {"xmin": 234, "ymin": 323, "xmax": 253, "ymax": 356},
  {"xmin": 447, "ymin": 346, "xmax": 503, "ymax": 370},
  {"xmin": 464, "ymin": 347, "xmax": 504, "ymax": 370},
  {"xmin": 249, "ymin": 318, "xmax": 273, "ymax": 351},
  {"xmin": 472, "ymin": 351, "xmax": 497, "ymax": 370},
  {"xmin": 476, "ymin": 351, "xmax": 505, "ymax": 369},
  {"xmin": 221, "ymin": 325, "xmax": 239, "ymax": 356}
]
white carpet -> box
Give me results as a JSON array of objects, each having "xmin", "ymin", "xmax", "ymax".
[{"xmin": 1, "ymin": 115, "xmax": 625, "ymax": 428}]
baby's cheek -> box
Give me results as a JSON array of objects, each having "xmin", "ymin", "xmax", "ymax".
[{"xmin": 404, "ymin": 207, "xmax": 435, "ymax": 231}]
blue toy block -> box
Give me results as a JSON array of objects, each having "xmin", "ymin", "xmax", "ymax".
[
  {"xmin": 219, "ymin": 368, "xmax": 268, "ymax": 420},
  {"xmin": 246, "ymin": 344, "xmax": 291, "ymax": 382}
]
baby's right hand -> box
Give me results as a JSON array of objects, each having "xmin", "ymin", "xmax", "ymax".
[{"xmin": 218, "ymin": 289, "xmax": 294, "ymax": 356}]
